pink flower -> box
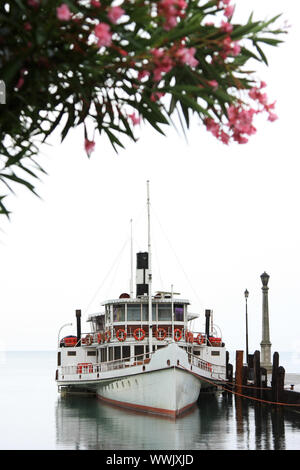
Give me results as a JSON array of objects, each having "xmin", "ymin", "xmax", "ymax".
[
  {"xmin": 57, "ymin": 4, "xmax": 71, "ymax": 21},
  {"xmin": 224, "ymin": 5, "xmax": 234, "ymax": 18},
  {"xmin": 129, "ymin": 113, "xmax": 140, "ymax": 125},
  {"xmin": 94, "ymin": 23, "xmax": 112, "ymax": 47},
  {"xmin": 84, "ymin": 139, "xmax": 95, "ymax": 156},
  {"xmin": 268, "ymin": 112, "xmax": 278, "ymax": 122},
  {"xmin": 24, "ymin": 22, "xmax": 32, "ymax": 31},
  {"xmin": 205, "ymin": 118, "xmax": 220, "ymax": 138},
  {"xmin": 221, "ymin": 20, "xmax": 233, "ymax": 33},
  {"xmin": 91, "ymin": 0, "xmax": 101, "ymax": 7},
  {"xmin": 150, "ymin": 91, "xmax": 165, "ymax": 102},
  {"xmin": 158, "ymin": 0, "xmax": 187, "ymax": 31},
  {"xmin": 208, "ymin": 80, "xmax": 218, "ymax": 89},
  {"xmin": 231, "ymin": 41, "xmax": 240, "ymax": 56},
  {"xmin": 107, "ymin": 6, "xmax": 125, "ymax": 24},
  {"xmin": 176, "ymin": 47, "xmax": 198, "ymax": 67}
]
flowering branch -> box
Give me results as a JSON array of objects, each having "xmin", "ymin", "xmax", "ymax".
[{"xmin": 0, "ymin": 0, "xmax": 286, "ymax": 217}]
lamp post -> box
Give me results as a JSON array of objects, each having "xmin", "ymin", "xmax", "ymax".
[
  {"xmin": 244, "ymin": 289, "xmax": 249, "ymax": 364},
  {"xmin": 58, "ymin": 322, "xmax": 72, "ymax": 348}
]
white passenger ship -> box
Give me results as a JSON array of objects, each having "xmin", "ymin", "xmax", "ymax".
[{"xmin": 56, "ymin": 183, "xmax": 228, "ymax": 417}]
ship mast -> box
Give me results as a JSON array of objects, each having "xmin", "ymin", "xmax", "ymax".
[
  {"xmin": 130, "ymin": 218, "xmax": 134, "ymax": 298},
  {"xmin": 147, "ymin": 180, "xmax": 153, "ymax": 354}
]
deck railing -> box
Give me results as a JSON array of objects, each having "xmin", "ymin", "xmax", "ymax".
[{"xmin": 59, "ymin": 350, "xmax": 154, "ymax": 377}]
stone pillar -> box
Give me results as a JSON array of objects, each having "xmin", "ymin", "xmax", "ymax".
[{"xmin": 260, "ymin": 272, "xmax": 272, "ymax": 372}]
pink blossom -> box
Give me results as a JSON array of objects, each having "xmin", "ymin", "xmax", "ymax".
[
  {"xmin": 175, "ymin": 47, "xmax": 198, "ymax": 67},
  {"xmin": 56, "ymin": 4, "xmax": 71, "ymax": 21},
  {"xmin": 107, "ymin": 6, "xmax": 125, "ymax": 24},
  {"xmin": 151, "ymin": 48, "xmax": 174, "ymax": 81},
  {"xmin": 24, "ymin": 22, "xmax": 32, "ymax": 31},
  {"xmin": 231, "ymin": 41, "xmax": 240, "ymax": 56},
  {"xmin": 224, "ymin": 5, "xmax": 234, "ymax": 18},
  {"xmin": 221, "ymin": 20, "xmax": 233, "ymax": 33},
  {"xmin": 150, "ymin": 91, "xmax": 165, "ymax": 102},
  {"xmin": 84, "ymin": 139, "xmax": 95, "ymax": 156},
  {"xmin": 94, "ymin": 23, "xmax": 112, "ymax": 47},
  {"xmin": 268, "ymin": 112, "xmax": 278, "ymax": 122},
  {"xmin": 205, "ymin": 118, "xmax": 220, "ymax": 138},
  {"xmin": 129, "ymin": 113, "xmax": 140, "ymax": 125},
  {"xmin": 208, "ymin": 80, "xmax": 218, "ymax": 89},
  {"xmin": 138, "ymin": 70, "xmax": 150, "ymax": 81},
  {"xmin": 158, "ymin": 0, "xmax": 187, "ymax": 31},
  {"xmin": 16, "ymin": 77, "xmax": 25, "ymax": 90},
  {"xmin": 91, "ymin": 0, "xmax": 101, "ymax": 7},
  {"xmin": 220, "ymin": 130, "xmax": 230, "ymax": 144}
]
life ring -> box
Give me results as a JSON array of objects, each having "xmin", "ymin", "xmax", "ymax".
[
  {"xmin": 105, "ymin": 330, "xmax": 111, "ymax": 342},
  {"xmin": 134, "ymin": 328, "xmax": 145, "ymax": 341},
  {"xmin": 196, "ymin": 333, "xmax": 205, "ymax": 345},
  {"xmin": 185, "ymin": 331, "xmax": 193, "ymax": 344},
  {"xmin": 116, "ymin": 328, "xmax": 127, "ymax": 342},
  {"xmin": 97, "ymin": 333, "xmax": 102, "ymax": 344},
  {"xmin": 85, "ymin": 334, "xmax": 93, "ymax": 346},
  {"xmin": 174, "ymin": 328, "xmax": 182, "ymax": 342},
  {"xmin": 155, "ymin": 328, "xmax": 167, "ymax": 341}
]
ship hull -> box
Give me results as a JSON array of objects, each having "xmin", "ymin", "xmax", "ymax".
[{"xmin": 96, "ymin": 365, "xmax": 201, "ymax": 417}]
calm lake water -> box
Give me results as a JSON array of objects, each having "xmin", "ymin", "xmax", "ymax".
[{"xmin": 0, "ymin": 351, "xmax": 299, "ymax": 451}]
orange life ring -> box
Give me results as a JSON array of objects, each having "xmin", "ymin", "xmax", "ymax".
[
  {"xmin": 185, "ymin": 331, "xmax": 193, "ymax": 344},
  {"xmin": 97, "ymin": 333, "xmax": 102, "ymax": 344},
  {"xmin": 174, "ymin": 328, "xmax": 182, "ymax": 342},
  {"xmin": 196, "ymin": 333, "xmax": 205, "ymax": 345},
  {"xmin": 105, "ymin": 330, "xmax": 111, "ymax": 342},
  {"xmin": 116, "ymin": 328, "xmax": 127, "ymax": 342},
  {"xmin": 134, "ymin": 328, "xmax": 145, "ymax": 341},
  {"xmin": 155, "ymin": 328, "xmax": 167, "ymax": 340}
]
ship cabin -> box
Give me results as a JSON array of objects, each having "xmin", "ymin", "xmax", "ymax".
[
  {"xmin": 86, "ymin": 291, "xmax": 196, "ymax": 362},
  {"xmin": 57, "ymin": 252, "xmax": 225, "ymax": 373}
]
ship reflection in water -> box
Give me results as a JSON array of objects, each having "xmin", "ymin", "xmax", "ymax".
[{"xmin": 55, "ymin": 392, "xmax": 300, "ymax": 450}]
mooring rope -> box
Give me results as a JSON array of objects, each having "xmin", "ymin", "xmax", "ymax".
[{"xmin": 178, "ymin": 363, "xmax": 300, "ymax": 408}]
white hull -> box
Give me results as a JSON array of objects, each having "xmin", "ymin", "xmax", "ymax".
[
  {"xmin": 97, "ymin": 365, "xmax": 200, "ymax": 417},
  {"xmin": 57, "ymin": 343, "xmax": 226, "ymax": 417}
]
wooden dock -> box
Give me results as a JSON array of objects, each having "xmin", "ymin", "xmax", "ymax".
[{"xmin": 222, "ymin": 350, "xmax": 300, "ymax": 410}]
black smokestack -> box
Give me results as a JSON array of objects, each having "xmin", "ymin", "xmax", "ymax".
[
  {"xmin": 205, "ymin": 309, "xmax": 211, "ymax": 344},
  {"xmin": 136, "ymin": 252, "xmax": 149, "ymax": 297},
  {"xmin": 76, "ymin": 309, "xmax": 81, "ymax": 346}
]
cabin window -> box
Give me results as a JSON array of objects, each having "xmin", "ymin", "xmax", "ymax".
[
  {"xmin": 114, "ymin": 346, "xmax": 121, "ymax": 360},
  {"xmin": 113, "ymin": 305, "xmax": 125, "ymax": 322},
  {"xmin": 87, "ymin": 351, "xmax": 96, "ymax": 356},
  {"xmin": 158, "ymin": 304, "xmax": 172, "ymax": 321},
  {"xmin": 142, "ymin": 304, "xmax": 156, "ymax": 321},
  {"xmin": 134, "ymin": 345, "xmax": 144, "ymax": 358},
  {"xmin": 211, "ymin": 351, "xmax": 220, "ymax": 356},
  {"xmin": 57, "ymin": 352, "xmax": 61, "ymax": 366},
  {"xmin": 95, "ymin": 315, "xmax": 105, "ymax": 331},
  {"xmin": 122, "ymin": 346, "xmax": 130, "ymax": 360},
  {"xmin": 101, "ymin": 347, "xmax": 107, "ymax": 362},
  {"xmin": 174, "ymin": 304, "xmax": 184, "ymax": 321},
  {"xmin": 109, "ymin": 347, "xmax": 113, "ymax": 361},
  {"xmin": 127, "ymin": 304, "xmax": 141, "ymax": 321},
  {"xmin": 67, "ymin": 351, "xmax": 76, "ymax": 356}
]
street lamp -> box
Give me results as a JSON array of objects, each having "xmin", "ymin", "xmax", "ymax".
[
  {"xmin": 244, "ymin": 289, "xmax": 249, "ymax": 364},
  {"xmin": 58, "ymin": 322, "xmax": 73, "ymax": 348}
]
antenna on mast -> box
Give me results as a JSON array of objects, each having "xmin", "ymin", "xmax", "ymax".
[
  {"xmin": 130, "ymin": 218, "xmax": 134, "ymax": 298},
  {"xmin": 147, "ymin": 180, "xmax": 153, "ymax": 354}
]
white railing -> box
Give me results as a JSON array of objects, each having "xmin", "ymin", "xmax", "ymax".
[
  {"xmin": 59, "ymin": 350, "xmax": 154, "ymax": 377},
  {"xmin": 188, "ymin": 352, "xmax": 226, "ymax": 378}
]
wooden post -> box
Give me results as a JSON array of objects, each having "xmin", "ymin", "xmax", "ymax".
[
  {"xmin": 253, "ymin": 350, "xmax": 261, "ymax": 399},
  {"xmin": 277, "ymin": 366, "xmax": 285, "ymax": 404},
  {"xmin": 235, "ymin": 350, "xmax": 243, "ymax": 396},
  {"xmin": 272, "ymin": 352, "xmax": 279, "ymax": 403}
]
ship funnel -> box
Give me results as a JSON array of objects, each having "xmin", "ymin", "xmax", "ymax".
[
  {"xmin": 136, "ymin": 252, "xmax": 149, "ymax": 297},
  {"xmin": 205, "ymin": 309, "xmax": 211, "ymax": 344},
  {"xmin": 76, "ymin": 309, "xmax": 81, "ymax": 346}
]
